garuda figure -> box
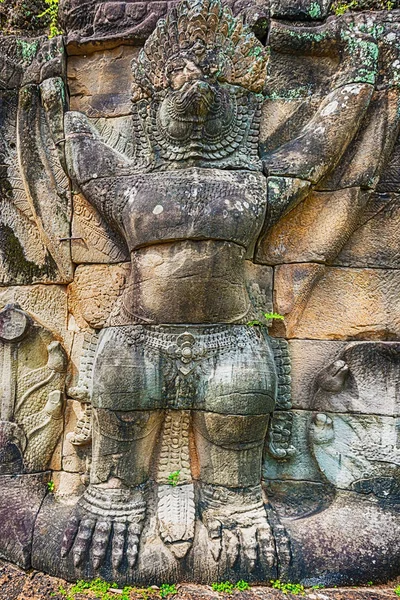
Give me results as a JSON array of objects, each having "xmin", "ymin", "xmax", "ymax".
[{"xmin": 61, "ymin": 0, "xmax": 280, "ymax": 576}]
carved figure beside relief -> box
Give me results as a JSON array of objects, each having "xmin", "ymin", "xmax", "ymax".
[
  {"xmin": 61, "ymin": 1, "xmax": 281, "ymax": 578},
  {"xmin": 0, "ymin": 0, "xmax": 399, "ymax": 587}
]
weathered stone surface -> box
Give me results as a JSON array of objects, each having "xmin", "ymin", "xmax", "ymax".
[
  {"xmin": 336, "ymin": 193, "xmax": 400, "ymax": 268},
  {"xmin": 288, "ymin": 340, "xmax": 347, "ymax": 410},
  {"xmin": 312, "ymin": 342, "xmax": 400, "ymax": 416},
  {"xmin": 68, "ymin": 46, "xmax": 140, "ymax": 117},
  {"xmin": 260, "ymin": 98, "xmax": 322, "ymax": 156},
  {"xmin": 0, "ymin": 286, "xmax": 68, "ymax": 341},
  {"xmin": 1, "ymin": 0, "xmax": 400, "ymax": 588},
  {"xmin": 311, "ymin": 412, "xmax": 400, "ymax": 492},
  {"xmin": 270, "ymin": 0, "xmax": 332, "ymax": 19},
  {"xmin": 273, "ymin": 265, "xmax": 400, "ymax": 340},
  {"xmin": 0, "ymin": 472, "xmax": 49, "ymax": 569},
  {"xmin": 0, "ymin": 37, "xmax": 73, "ymax": 286},
  {"xmin": 263, "ymin": 83, "xmax": 374, "ymax": 184},
  {"xmin": 72, "ymin": 193, "xmax": 130, "ymax": 264},
  {"xmin": 68, "ymin": 263, "xmax": 130, "ymax": 329},
  {"xmin": 0, "ymin": 307, "xmax": 68, "ymax": 475},
  {"xmin": 51, "ymin": 471, "xmax": 85, "ymax": 499},
  {"xmin": 62, "ymin": 400, "xmax": 90, "ymax": 474},
  {"xmin": 285, "ymin": 491, "xmax": 400, "ymax": 585},
  {"xmin": 256, "ymin": 188, "xmax": 368, "ymax": 265},
  {"xmin": 263, "ymin": 410, "xmax": 325, "ymax": 485},
  {"xmin": 378, "ymin": 136, "xmax": 400, "ymax": 192},
  {"xmin": 264, "ymin": 480, "xmax": 335, "ymax": 520},
  {"xmin": 244, "ymin": 261, "xmax": 273, "ymax": 322},
  {"xmin": 318, "ymin": 88, "xmax": 400, "ymax": 191},
  {"xmin": 60, "ymin": 0, "xmax": 269, "ymax": 52}
]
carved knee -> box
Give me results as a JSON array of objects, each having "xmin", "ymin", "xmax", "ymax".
[
  {"xmin": 91, "ymin": 408, "xmax": 164, "ymax": 486},
  {"xmin": 193, "ymin": 411, "xmax": 270, "ymax": 487}
]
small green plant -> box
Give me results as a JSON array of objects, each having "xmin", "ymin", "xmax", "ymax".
[
  {"xmin": 58, "ymin": 578, "xmax": 119, "ymax": 600},
  {"xmin": 270, "ymin": 580, "xmax": 305, "ymax": 595},
  {"xmin": 394, "ymin": 585, "xmax": 400, "ymax": 597},
  {"xmin": 167, "ymin": 470, "xmax": 180, "ymax": 487},
  {"xmin": 160, "ymin": 584, "xmax": 178, "ymax": 598},
  {"xmin": 264, "ymin": 312, "xmax": 285, "ymax": 321},
  {"xmin": 235, "ymin": 581, "xmax": 250, "ymax": 591},
  {"xmin": 212, "ymin": 582, "xmax": 235, "ymax": 593},
  {"xmin": 47, "ymin": 480, "xmax": 55, "ymax": 492},
  {"xmin": 120, "ymin": 586, "xmax": 135, "ymax": 600},
  {"xmin": 38, "ymin": 0, "xmax": 62, "ymax": 38},
  {"xmin": 332, "ymin": 0, "xmax": 394, "ymax": 13},
  {"xmin": 366, "ymin": 581, "xmax": 373, "ymax": 586},
  {"xmin": 211, "ymin": 581, "xmax": 250, "ymax": 593},
  {"xmin": 311, "ymin": 584, "xmax": 325, "ymax": 590},
  {"xmin": 248, "ymin": 312, "xmax": 285, "ymax": 327}
]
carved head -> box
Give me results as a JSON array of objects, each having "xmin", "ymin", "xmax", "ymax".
[{"xmin": 131, "ymin": 0, "xmax": 268, "ymax": 169}]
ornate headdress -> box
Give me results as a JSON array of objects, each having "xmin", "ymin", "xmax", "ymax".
[{"xmin": 131, "ymin": 0, "xmax": 268, "ymax": 100}]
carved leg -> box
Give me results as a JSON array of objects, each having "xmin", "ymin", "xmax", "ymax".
[
  {"xmin": 62, "ymin": 408, "xmax": 164, "ymax": 570},
  {"xmin": 193, "ymin": 411, "xmax": 276, "ymax": 571}
]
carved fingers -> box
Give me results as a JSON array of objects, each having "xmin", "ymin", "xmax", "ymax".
[
  {"xmin": 206, "ymin": 518, "xmax": 276, "ymax": 572},
  {"xmin": 72, "ymin": 518, "xmax": 96, "ymax": 567},
  {"xmin": 61, "ymin": 513, "xmax": 80, "ymax": 559},
  {"xmin": 92, "ymin": 520, "xmax": 112, "ymax": 569},
  {"xmin": 256, "ymin": 522, "xmax": 276, "ymax": 569},
  {"xmin": 126, "ymin": 523, "xmax": 141, "ymax": 569},
  {"xmin": 238, "ymin": 525, "xmax": 258, "ymax": 572},
  {"xmin": 112, "ymin": 522, "xmax": 126, "ymax": 570},
  {"xmin": 61, "ymin": 486, "xmax": 147, "ymax": 571},
  {"xmin": 223, "ymin": 529, "xmax": 239, "ymax": 568},
  {"xmin": 201, "ymin": 488, "xmax": 277, "ymax": 573}
]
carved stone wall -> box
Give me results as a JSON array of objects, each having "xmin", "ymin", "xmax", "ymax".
[{"xmin": 0, "ymin": 0, "xmax": 399, "ymax": 588}]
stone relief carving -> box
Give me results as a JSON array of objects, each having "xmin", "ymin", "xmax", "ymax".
[
  {"xmin": 310, "ymin": 342, "xmax": 400, "ymax": 500},
  {"xmin": 0, "ymin": 0, "xmax": 399, "ymax": 587},
  {"xmin": 0, "ymin": 304, "xmax": 67, "ymax": 474},
  {"xmin": 52, "ymin": 0, "xmax": 284, "ymax": 578}
]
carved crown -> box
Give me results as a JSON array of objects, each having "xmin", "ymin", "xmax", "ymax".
[{"xmin": 131, "ymin": 0, "xmax": 268, "ymax": 100}]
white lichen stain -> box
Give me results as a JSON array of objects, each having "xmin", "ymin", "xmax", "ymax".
[{"xmin": 321, "ymin": 101, "xmax": 338, "ymax": 117}]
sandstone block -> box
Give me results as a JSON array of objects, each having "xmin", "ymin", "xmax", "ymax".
[
  {"xmin": 0, "ymin": 285, "xmax": 68, "ymax": 342},
  {"xmin": 256, "ymin": 188, "xmax": 368, "ymax": 265},
  {"xmin": 273, "ymin": 264, "xmax": 400, "ymax": 340},
  {"xmin": 68, "ymin": 46, "xmax": 140, "ymax": 117},
  {"xmin": 62, "ymin": 400, "xmax": 88, "ymax": 474},
  {"xmin": 68, "ymin": 263, "xmax": 130, "ymax": 329},
  {"xmin": 336, "ymin": 192, "xmax": 400, "ymax": 269},
  {"xmin": 72, "ymin": 192, "xmax": 129, "ymax": 264}
]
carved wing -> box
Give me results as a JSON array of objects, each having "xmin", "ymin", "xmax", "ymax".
[
  {"xmin": 0, "ymin": 37, "xmax": 73, "ymax": 285},
  {"xmin": 256, "ymin": 10, "xmax": 400, "ymax": 337}
]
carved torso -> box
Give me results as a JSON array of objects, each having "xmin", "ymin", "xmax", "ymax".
[{"xmin": 80, "ymin": 167, "xmax": 267, "ymax": 324}]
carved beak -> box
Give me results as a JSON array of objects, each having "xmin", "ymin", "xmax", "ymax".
[{"xmin": 175, "ymin": 80, "xmax": 217, "ymax": 118}]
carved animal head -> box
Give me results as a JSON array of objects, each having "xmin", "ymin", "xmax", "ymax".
[
  {"xmin": 131, "ymin": 0, "xmax": 267, "ymax": 168},
  {"xmin": 132, "ymin": 0, "xmax": 267, "ymax": 99},
  {"xmin": 316, "ymin": 359, "xmax": 350, "ymax": 393}
]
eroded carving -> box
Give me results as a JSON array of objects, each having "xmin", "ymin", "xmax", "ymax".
[
  {"xmin": 0, "ymin": 304, "xmax": 67, "ymax": 474},
  {"xmin": 310, "ymin": 343, "xmax": 400, "ymax": 499},
  {"xmin": 0, "ymin": 0, "xmax": 399, "ymax": 588}
]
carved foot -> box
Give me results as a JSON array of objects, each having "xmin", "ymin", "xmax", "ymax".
[
  {"xmin": 311, "ymin": 413, "xmax": 334, "ymax": 445},
  {"xmin": 61, "ymin": 485, "xmax": 147, "ymax": 570},
  {"xmin": 66, "ymin": 403, "xmax": 92, "ymax": 446},
  {"xmin": 199, "ymin": 483, "xmax": 276, "ymax": 571}
]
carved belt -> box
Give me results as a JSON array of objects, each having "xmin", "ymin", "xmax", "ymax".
[{"xmin": 107, "ymin": 324, "xmax": 264, "ymax": 364}]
